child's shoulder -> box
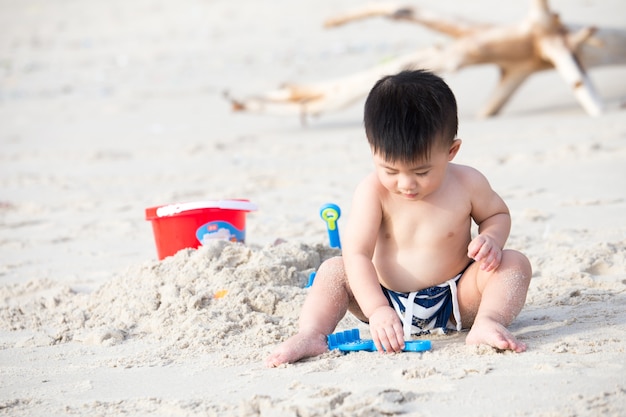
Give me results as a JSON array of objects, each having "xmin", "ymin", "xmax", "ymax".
[
  {"xmin": 354, "ymin": 172, "xmax": 388, "ymax": 199},
  {"xmin": 357, "ymin": 171, "xmax": 381, "ymax": 188},
  {"xmin": 450, "ymin": 163, "xmax": 488, "ymax": 182},
  {"xmin": 449, "ymin": 163, "xmax": 493, "ymax": 194}
]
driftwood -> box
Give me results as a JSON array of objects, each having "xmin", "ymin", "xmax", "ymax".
[{"xmin": 228, "ymin": 0, "xmax": 626, "ymax": 121}]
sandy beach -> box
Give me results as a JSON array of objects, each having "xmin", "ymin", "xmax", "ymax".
[{"xmin": 1, "ymin": 0, "xmax": 625, "ymax": 415}]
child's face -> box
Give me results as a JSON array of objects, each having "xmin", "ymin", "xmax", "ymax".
[{"xmin": 373, "ymin": 140, "xmax": 460, "ymax": 201}]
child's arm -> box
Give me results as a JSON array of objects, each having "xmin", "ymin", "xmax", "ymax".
[
  {"xmin": 343, "ymin": 175, "xmax": 405, "ymax": 352},
  {"xmin": 464, "ymin": 167, "xmax": 511, "ymax": 272}
]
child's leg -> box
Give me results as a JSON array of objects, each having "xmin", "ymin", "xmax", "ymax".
[
  {"xmin": 457, "ymin": 249, "xmax": 532, "ymax": 352},
  {"xmin": 265, "ymin": 256, "xmax": 358, "ymax": 367}
]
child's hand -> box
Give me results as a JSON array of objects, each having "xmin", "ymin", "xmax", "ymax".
[
  {"xmin": 467, "ymin": 234, "xmax": 502, "ymax": 272},
  {"xmin": 368, "ymin": 305, "xmax": 405, "ymax": 353}
]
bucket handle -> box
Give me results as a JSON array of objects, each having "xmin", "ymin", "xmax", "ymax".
[{"xmin": 155, "ymin": 200, "xmax": 257, "ymax": 217}]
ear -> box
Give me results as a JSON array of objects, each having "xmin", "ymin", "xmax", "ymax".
[{"xmin": 448, "ymin": 139, "xmax": 462, "ymax": 161}]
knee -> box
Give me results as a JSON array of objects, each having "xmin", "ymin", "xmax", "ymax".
[
  {"xmin": 317, "ymin": 256, "xmax": 345, "ymax": 277},
  {"xmin": 502, "ymin": 249, "xmax": 532, "ymax": 282},
  {"xmin": 313, "ymin": 256, "xmax": 351, "ymax": 293}
]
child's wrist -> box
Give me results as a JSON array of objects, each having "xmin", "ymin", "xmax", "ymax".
[{"xmin": 367, "ymin": 304, "xmax": 394, "ymax": 318}]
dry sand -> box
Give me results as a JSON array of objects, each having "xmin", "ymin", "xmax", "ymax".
[{"xmin": 1, "ymin": 0, "xmax": 625, "ymax": 416}]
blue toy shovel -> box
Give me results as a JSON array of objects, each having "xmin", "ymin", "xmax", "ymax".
[
  {"xmin": 306, "ymin": 203, "xmax": 342, "ymax": 288},
  {"xmin": 327, "ymin": 328, "xmax": 431, "ymax": 353},
  {"xmin": 320, "ymin": 203, "xmax": 341, "ymax": 249}
]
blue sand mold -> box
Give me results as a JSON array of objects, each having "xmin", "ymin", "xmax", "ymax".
[{"xmin": 327, "ymin": 328, "xmax": 431, "ymax": 353}]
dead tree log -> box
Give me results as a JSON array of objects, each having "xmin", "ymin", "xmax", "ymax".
[{"xmin": 228, "ymin": 0, "xmax": 626, "ymax": 120}]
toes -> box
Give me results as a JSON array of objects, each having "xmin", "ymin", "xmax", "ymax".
[{"xmin": 264, "ymin": 351, "xmax": 287, "ymax": 368}]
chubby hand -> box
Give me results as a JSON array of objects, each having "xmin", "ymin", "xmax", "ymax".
[
  {"xmin": 368, "ymin": 305, "xmax": 405, "ymax": 353},
  {"xmin": 467, "ymin": 234, "xmax": 502, "ymax": 272}
]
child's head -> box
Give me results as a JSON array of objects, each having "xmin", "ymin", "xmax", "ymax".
[{"xmin": 364, "ymin": 69, "xmax": 458, "ymax": 163}]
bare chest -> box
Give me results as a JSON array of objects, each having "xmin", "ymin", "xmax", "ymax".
[{"xmin": 379, "ymin": 199, "xmax": 471, "ymax": 247}]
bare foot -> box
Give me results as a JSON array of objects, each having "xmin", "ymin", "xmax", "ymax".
[
  {"xmin": 265, "ymin": 330, "xmax": 329, "ymax": 367},
  {"xmin": 466, "ymin": 317, "xmax": 527, "ymax": 353}
]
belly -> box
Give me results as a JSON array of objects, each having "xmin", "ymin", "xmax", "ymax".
[{"xmin": 373, "ymin": 245, "xmax": 472, "ymax": 292}]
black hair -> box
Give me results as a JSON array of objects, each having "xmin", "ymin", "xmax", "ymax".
[{"xmin": 364, "ymin": 69, "xmax": 458, "ymax": 163}]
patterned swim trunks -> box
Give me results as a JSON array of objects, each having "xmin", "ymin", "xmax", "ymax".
[{"xmin": 382, "ymin": 263, "xmax": 472, "ymax": 338}]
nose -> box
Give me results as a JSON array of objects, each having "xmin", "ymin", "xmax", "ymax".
[{"xmin": 397, "ymin": 173, "xmax": 416, "ymax": 191}]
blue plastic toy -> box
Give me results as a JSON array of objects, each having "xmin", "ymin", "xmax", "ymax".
[
  {"xmin": 320, "ymin": 203, "xmax": 341, "ymax": 249},
  {"xmin": 306, "ymin": 203, "xmax": 343, "ymax": 288},
  {"xmin": 305, "ymin": 272, "xmax": 316, "ymax": 288},
  {"xmin": 327, "ymin": 328, "xmax": 431, "ymax": 353}
]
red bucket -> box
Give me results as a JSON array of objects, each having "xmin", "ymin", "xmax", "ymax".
[{"xmin": 145, "ymin": 199, "xmax": 257, "ymax": 260}]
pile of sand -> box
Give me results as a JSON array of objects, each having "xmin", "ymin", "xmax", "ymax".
[{"xmin": 0, "ymin": 241, "xmax": 341, "ymax": 363}]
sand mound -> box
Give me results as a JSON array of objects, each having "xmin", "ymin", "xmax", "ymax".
[{"xmin": 1, "ymin": 241, "xmax": 341, "ymax": 361}]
